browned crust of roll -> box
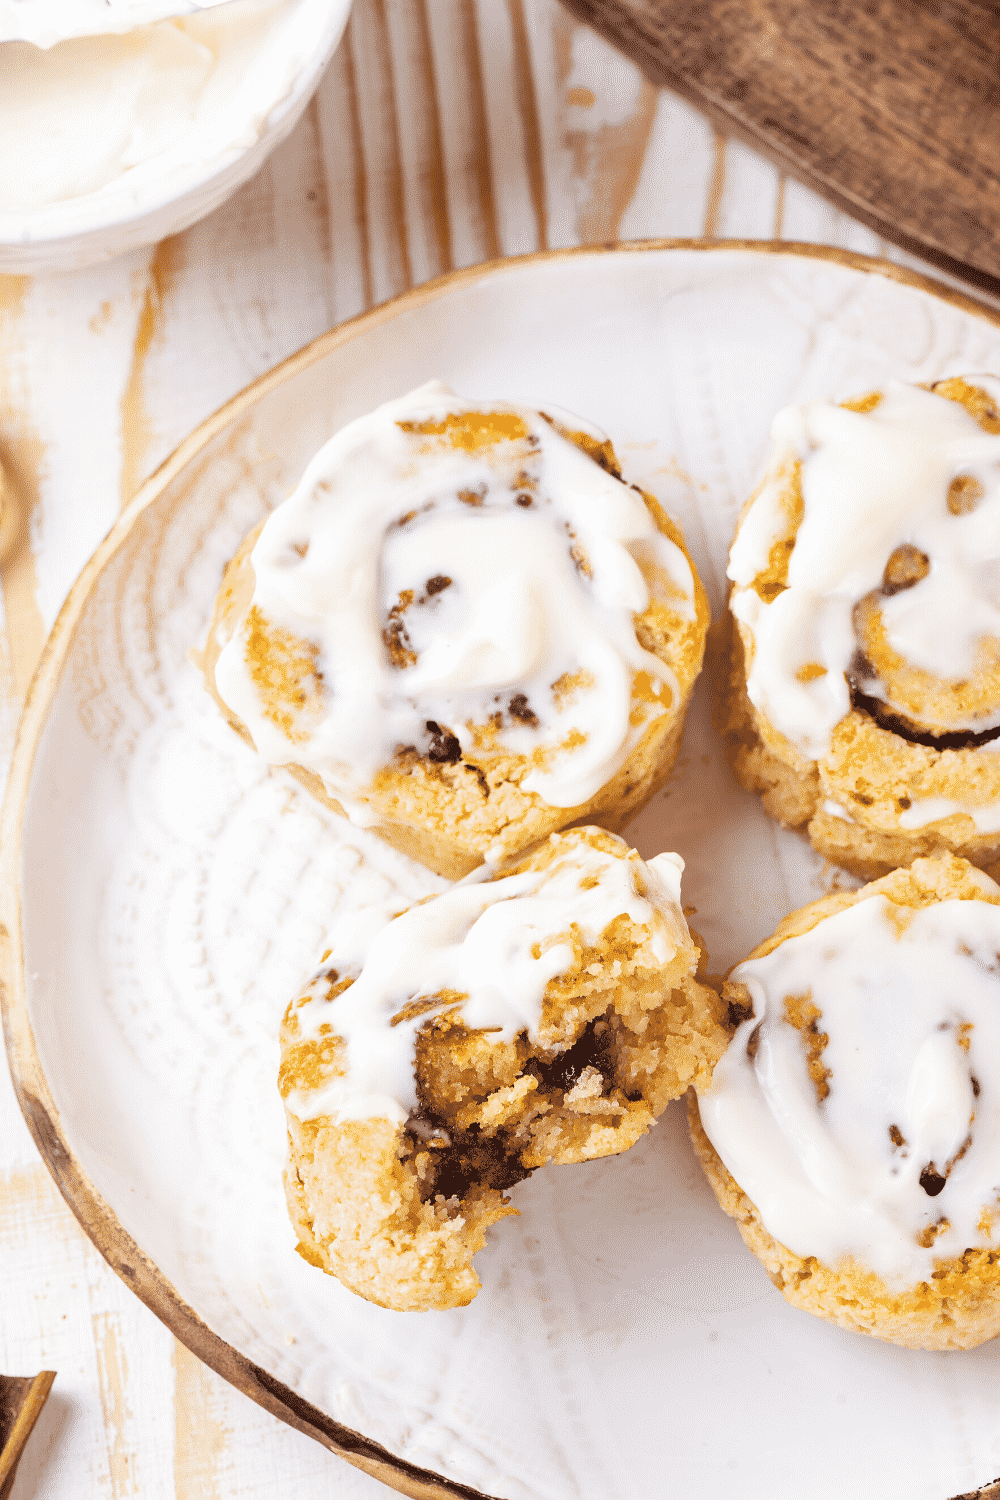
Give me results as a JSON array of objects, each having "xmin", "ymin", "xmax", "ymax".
[
  {"xmin": 280, "ymin": 827, "xmax": 729, "ymax": 1310},
  {"xmin": 691, "ymin": 854, "xmax": 1000, "ymax": 1350},
  {"xmin": 201, "ymin": 430, "xmax": 709, "ymax": 878},
  {"xmin": 717, "ymin": 379, "xmax": 1000, "ymax": 882}
]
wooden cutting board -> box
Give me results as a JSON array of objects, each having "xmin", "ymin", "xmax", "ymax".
[{"xmin": 557, "ymin": 0, "xmax": 1000, "ymax": 295}]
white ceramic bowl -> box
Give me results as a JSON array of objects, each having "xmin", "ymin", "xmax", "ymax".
[{"xmin": 0, "ymin": 0, "xmax": 352, "ymax": 275}]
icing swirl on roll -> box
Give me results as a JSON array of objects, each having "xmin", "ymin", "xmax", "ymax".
[
  {"xmin": 729, "ymin": 378, "xmax": 1000, "ymax": 760},
  {"xmin": 214, "ymin": 382, "xmax": 695, "ymax": 821},
  {"xmin": 281, "ymin": 838, "xmax": 687, "ymax": 1125},
  {"xmin": 700, "ymin": 892, "xmax": 1000, "ymax": 1288}
]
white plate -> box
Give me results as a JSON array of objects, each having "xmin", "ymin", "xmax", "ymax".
[{"xmin": 6, "ymin": 242, "xmax": 1000, "ymax": 1500}]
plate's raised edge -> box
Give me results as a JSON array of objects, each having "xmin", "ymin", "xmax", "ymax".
[
  {"xmin": 0, "ymin": 927, "xmax": 497, "ymax": 1484},
  {"xmin": 4, "ymin": 238, "xmax": 1000, "ymax": 1500}
]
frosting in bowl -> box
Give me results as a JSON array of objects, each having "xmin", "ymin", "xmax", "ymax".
[
  {"xmin": 1, "ymin": 0, "xmax": 330, "ymax": 214},
  {"xmin": 1, "ymin": 0, "xmax": 233, "ymax": 48}
]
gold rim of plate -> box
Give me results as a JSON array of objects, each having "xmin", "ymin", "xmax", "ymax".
[{"xmin": 3, "ymin": 239, "xmax": 1000, "ymax": 1500}]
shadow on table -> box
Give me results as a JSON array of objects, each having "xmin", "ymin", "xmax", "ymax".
[{"xmin": 7, "ymin": 1392, "xmax": 72, "ymax": 1500}]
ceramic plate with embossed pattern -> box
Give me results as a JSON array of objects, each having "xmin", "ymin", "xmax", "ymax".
[{"xmin": 5, "ymin": 243, "xmax": 1000, "ymax": 1500}]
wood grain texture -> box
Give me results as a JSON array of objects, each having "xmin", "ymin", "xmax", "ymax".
[
  {"xmin": 0, "ymin": 2, "xmax": 997, "ymax": 1494},
  {"xmin": 555, "ymin": 0, "xmax": 1000, "ymax": 295}
]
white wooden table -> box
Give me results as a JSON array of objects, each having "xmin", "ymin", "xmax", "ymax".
[{"xmin": 0, "ymin": 3, "xmax": 985, "ymax": 1494}]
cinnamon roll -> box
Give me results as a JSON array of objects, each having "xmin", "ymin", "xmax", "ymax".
[
  {"xmin": 278, "ymin": 827, "xmax": 727, "ymax": 1311},
  {"xmin": 203, "ymin": 382, "xmax": 709, "ymax": 878},
  {"xmin": 691, "ymin": 854, "xmax": 1000, "ymax": 1349},
  {"xmin": 718, "ymin": 376, "xmax": 1000, "ymax": 878}
]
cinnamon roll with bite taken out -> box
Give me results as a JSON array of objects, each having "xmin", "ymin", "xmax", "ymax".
[{"xmin": 279, "ymin": 827, "xmax": 727, "ymax": 1311}]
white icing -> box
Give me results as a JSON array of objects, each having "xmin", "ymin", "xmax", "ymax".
[
  {"xmin": 700, "ymin": 893, "xmax": 1000, "ymax": 1288},
  {"xmin": 821, "ymin": 800, "xmax": 854, "ymax": 823},
  {"xmin": 214, "ymin": 382, "xmax": 695, "ymax": 817},
  {"xmin": 1, "ymin": 0, "xmax": 234, "ymax": 47},
  {"xmin": 0, "ymin": 0, "xmax": 311, "ymax": 212},
  {"xmin": 283, "ymin": 837, "xmax": 688, "ymax": 1126},
  {"xmin": 729, "ymin": 380, "xmax": 1000, "ymax": 760},
  {"xmin": 727, "ymin": 467, "xmax": 791, "ymax": 583},
  {"xmin": 898, "ymin": 797, "xmax": 1000, "ymax": 835}
]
